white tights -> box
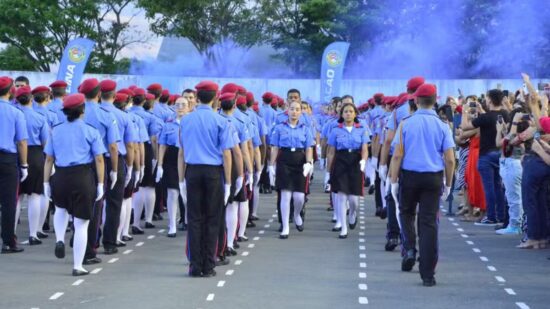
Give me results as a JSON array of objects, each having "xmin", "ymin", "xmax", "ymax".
[
  {"xmin": 54, "ymin": 207, "xmax": 89, "ymax": 271},
  {"xmin": 226, "ymin": 202, "xmax": 238, "ymax": 248},
  {"xmin": 118, "ymin": 197, "xmax": 133, "ymax": 240},
  {"xmin": 132, "ymin": 187, "xmax": 155, "ymax": 228},
  {"xmin": 166, "ymin": 189, "xmax": 179, "ymax": 234},
  {"xmin": 280, "ymin": 190, "xmax": 305, "ymax": 236},
  {"xmin": 336, "ymin": 193, "xmax": 359, "ymax": 236}
]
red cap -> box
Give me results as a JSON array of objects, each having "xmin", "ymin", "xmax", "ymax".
[
  {"xmin": 78, "ymin": 78, "xmax": 100, "ymax": 94},
  {"xmin": 237, "ymin": 85, "xmax": 247, "ymax": 95},
  {"xmin": 31, "ymin": 86, "xmax": 50, "ymax": 95},
  {"xmin": 0, "ymin": 76, "xmax": 13, "ymax": 89},
  {"xmin": 161, "ymin": 89, "xmax": 170, "ymax": 97},
  {"xmin": 262, "ymin": 92, "xmax": 274, "ymax": 100},
  {"xmin": 396, "ymin": 92, "xmax": 412, "ymax": 105},
  {"xmin": 540, "ymin": 117, "xmax": 550, "ymax": 134},
  {"xmin": 246, "ymin": 92, "xmax": 254, "ymax": 103},
  {"xmin": 413, "ymin": 83, "xmax": 437, "ymax": 98},
  {"xmin": 114, "ymin": 93, "xmax": 128, "ymax": 104},
  {"xmin": 118, "ymin": 88, "xmax": 134, "ymax": 97},
  {"xmin": 219, "ymin": 92, "xmax": 236, "ymax": 102},
  {"xmin": 49, "ymin": 80, "xmax": 68, "ymax": 88},
  {"xmin": 373, "ymin": 93, "xmax": 384, "ymax": 100},
  {"xmin": 383, "ymin": 96, "xmax": 396, "ymax": 106},
  {"xmin": 368, "ymin": 98, "xmax": 374, "ymax": 106},
  {"xmin": 145, "ymin": 93, "xmax": 155, "ymax": 101},
  {"xmin": 99, "ymin": 79, "xmax": 117, "ymax": 93},
  {"xmin": 252, "ymin": 102, "xmax": 260, "ymax": 112},
  {"xmin": 147, "ymin": 83, "xmax": 162, "ymax": 92},
  {"xmin": 63, "ymin": 93, "xmax": 85, "ymax": 109},
  {"xmin": 15, "ymin": 86, "xmax": 31, "ymax": 98},
  {"xmin": 128, "ymin": 85, "xmax": 138, "ymax": 91},
  {"xmin": 195, "ymin": 81, "xmax": 219, "ymax": 92},
  {"xmin": 133, "ymin": 88, "xmax": 146, "ymax": 96},
  {"xmin": 236, "ymin": 96, "xmax": 247, "ymax": 106},
  {"xmin": 407, "ymin": 76, "xmax": 425, "ymax": 92},
  {"xmin": 270, "ymin": 99, "xmax": 278, "ymax": 108},
  {"xmin": 278, "ymin": 96, "xmax": 285, "ymax": 106},
  {"xmin": 221, "ymin": 83, "xmax": 239, "ymax": 94}
]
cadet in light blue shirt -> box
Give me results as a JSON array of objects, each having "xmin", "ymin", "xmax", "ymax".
[
  {"xmin": 101, "ymin": 100, "xmax": 138, "ymax": 157},
  {"xmin": 270, "ymin": 120, "xmax": 314, "ymax": 149},
  {"xmin": 327, "ymin": 123, "xmax": 371, "ymax": 151},
  {"xmin": 17, "ymin": 100, "xmax": 48, "ymax": 147},
  {"xmin": 34, "ymin": 102, "xmax": 59, "ymax": 128},
  {"xmin": 0, "ymin": 99, "xmax": 28, "ymax": 154}
]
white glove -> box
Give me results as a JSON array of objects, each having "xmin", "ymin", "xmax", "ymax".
[
  {"xmin": 324, "ymin": 171, "xmax": 330, "ymax": 186},
  {"xmin": 96, "ymin": 183, "xmax": 105, "ymax": 201},
  {"xmin": 268, "ymin": 165, "xmax": 276, "ymax": 186},
  {"xmin": 371, "ymin": 157, "xmax": 379, "ymax": 172},
  {"xmin": 254, "ymin": 171, "xmax": 261, "ymax": 187},
  {"xmin": 319, "ymin": 158, "xmax": 326, "ymax": 170},
  {"xmin": 390, "ymin": 182, "xmax": 399, "ymax": 206},
  {"xmin": 247, "ymin": 173, "xmax": 253, "ymax": 191},
  {"xmin": 139, "ymin": 166, "xmax": 145, "ymax": 182},
  {"xmin": 155, "ymin": 165, "xmax": 164, "ymax": 183},
  {"xmin": 133, "ymin": 170, "xmax": 140, "ymax": 187},
  {"xmin": 179, "ymin": 181, "xmax": 187, "ymax": 205},
  {"xmin": 224, "ymin": 184, "xmax": 231, "ymax": 205},
  {"xmin": 235, "ymin": 176, "xmax": 244, "ymax": 194},
  {"xmin": 109, "ymin": 170, "xmax": 118, "ymax": 190},
  {"xmin": 51, "ymin": 165, "xmax": 56, "ymax": 176},
  {"xmin": 378, "ymin": 165, "xmax": 388, "ymax": 182},
  {"xmin": 359, "ymin": 159, "xmax": 367, "ymax": 173},
  {"xmin": 302, "ymin": 162, "xmax": 313, "ymax": 178},
  {"xmin": 43, "ymin": 182, "xmax": 52, "ymax": 201},
  {"xmin": 125, "ymin": 166, "xmax": 133, "ymax": 187},
  {"xmin": 441, "ymin": 185, "xmax": 452, "ymax": 201},
  {"xmin": 151, "ymin": 159, "xmax": 157, "ymax": 175},
  {"xmin": 20, "ymin": 165, "xmax": 28, "ymax": 182},
  {"xmin": 316, "ymin": 144, "xmax": 321, "ymax": 157}
]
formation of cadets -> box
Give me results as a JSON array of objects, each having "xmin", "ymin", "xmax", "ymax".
[{"xmin": 0, "ymin": 75, "xmax": 452, "ymax": 286}]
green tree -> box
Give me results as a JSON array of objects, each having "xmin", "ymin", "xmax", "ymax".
[{"xmin": 0, "ymin": 45, "xmax": 37, "ymax": 71}]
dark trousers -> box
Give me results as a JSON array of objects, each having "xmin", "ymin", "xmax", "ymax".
[
  {"xmin": 103, "ymin": 157, "xmax": 125, "ymax": 248},
  {"xmin": 0, "ymin": 156, "xmax": 18, "ymax": 245},
  {"xmin": 384, "ymin": 155, "xmax": 400, "ymax": 239},
  {"xmin": 178, "ymin": 195, "xmax": 186, "ymax": 223},
  {"xmin": 477, "ymin": 151, "xmax": 505, "ymax": 221},
  {"xmin": 86, "ymin": 167, "xmax": 104, "ymax": 259},
  {"xmin": 154, "ymin": 179, "xmax": 166, "ymax": 216},
  {"xmin": 522, "ymin": 155, "xmax": 550, "ymax": 240},
  {"xmin": 374, "ymin": 170, "xmax": 382, "ymax": 210},
  {"xmin": 399, "ymin": 169, "xmax": 442, "ymax": 279},
  {"xmin": 217, "ymin": 202, "xmax": 227, "ymax": 257},
  {"xmin": 186, "ymin": 164, "xmax": 224, "ymax": 273}
]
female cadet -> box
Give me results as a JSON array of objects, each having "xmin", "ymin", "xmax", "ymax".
[
  {"xmin": 15, "ymin": 86, "xmax": 49, "ymax": 245},
  {"xmin": 326, "ymin": 103, "xmax": 370, "ymax": 239},
  {"xmin": 268, "ymin": 100, "xmax": 314, "ymax": 239},
  {"xmin": 43, "ymin": 93, "xmax": 105, "ymax": 276},
  {"xmin": 155, "ymin": 97, "xmax": 189, "ymax": 237}
]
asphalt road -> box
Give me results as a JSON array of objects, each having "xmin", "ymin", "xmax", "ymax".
[{"xmin": 1, "ymin": 174, "xmax": 548, "ymax": 309}]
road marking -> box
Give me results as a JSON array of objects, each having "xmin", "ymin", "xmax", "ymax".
[
  {"xmin": 516, "ymin": 302, "xmax": 530, "ymax": 309},
  {"xmin": 72, "ymin": 279, "xmax": 84, "ymax": 286},
  {"xmin": 108, "ymin": 258, "xmax": 119, "ymax": 264},
  {"xmin": 360, "ymin": 226, "xmax": 365, "ymax": 230},
  {"xmin": 90, "ymin": 268, "xmax": 102, "ymax": 274},
  {"xmin": 21, "ymin": 240, "xmax": 29, "ymax": 245},
  {"xmin": 359, "ymin": 272, "xmax": 367, "ymax": 278},
  {"xmin": 225, "ymin": 270, "xmax": 234, "ymax": 276},
  {"xmin": 206, "ymin": 293, "xmax": 215, "ymax": 301},
  {"xmin": 264, "ymin": 224, "xmax": 270, "ymax": 228},
  {"xmin": 49, "ymin": 292, "xmax": 64, "ymax": 300},
  {"xmin": 158, "ymin": 229, "xmax": 165, "ymax": 233},
  {"xmin": 359, "ymin": 216, "xmax": 365, "ymax": 219},
  {"xmin": 242, "ymin": 251, "xmax": 249, "ymax": 256},
  {"xmin": 359, "ymin": 262, "xmax": 367, "ymax": 268},
  {"xmin": 217, "ymin": 281, "xmax": 225, "ymax": 287},
  {"xmin": 452, "ymin": 222, "xmax": 459, "ymax": 226},
  {"xmin": 495, "ymin": 276, "xmax": 506, "ymax": 283},
  {"xmin": 359, "ymin": 246, "xmax": 366, "ymax": 250},
  {"xmin": 359, "ymin": 254, "xmax": 366, "ymax": 259},
  {"xmin": 505, "ymin": 288, "xmax": 517, "ymax": 295},
  {"xmin": 359, "ymin": 220, "xmax": 365, "ymax": 224},
  {"xmin": 359, "ymin": 232, "xmax": 365, "ymax": 236},
  {"xmin": 235, "ymin": 260, "xmax": 242, "ymax": 265},
  {"xmin": 247, "ymin": 244, "xmax": 255, "ymax": 248},
  {"xmin": 358, "ymin": 238, "xmax": 365, "ymax": 243},
  {"xmin": 473, "ymin": 248, "xmax": 481, "ymax": 253},
  {"xmin": 457, "ymin": 228, "xmax": 464, "ymax": 232},
  {"xmin": 466, "ymin": 240, "xmax": 474, "ymax": 245},
  {"xmin": 272, "ymin": 214, "xmax": 277, "ymax": 218},
  {"xmin": 136, "ymin": 242, "xmax": 144, "ymax": 247},
  {"xmin": 480, "ymin": 256, "xmax": 489, "ymax": 262},
  {"xmin": 123, "ymin": 249, "xmax": 133, "ymax": 255},
  {"xmin": 358, "ymin": 283, "xmax": 368, "ymax": 290},
  {"xmin": 460, "ymin": 234, "xmax": 469, "ymax": 238},
  {"xmin": 358, "ymin": 297, "xmax": 369, "ymax": 304},
  {"xmin": 487, "ymin": 266, "xmax": 497, "ymax": 272},
  {"xmin": 259, "ymin": 230, "xmax": 265, "ymax": 234},
  {"xmin": 448, "ymin": 218, "xmax": 455, "ymax": 222},
  {"xmin": 268, "ymin": 219, "xmax": 274, "ymax": 223},
  {"xmin": 253, "ymin": 236, "xmax": 260, "ymax": 241},
  {"xmin": 147, "ymin": 235, "xmax": 155, "ymax": 240}
]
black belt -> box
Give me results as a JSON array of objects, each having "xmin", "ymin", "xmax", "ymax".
[
  {"xmin": 337, "ymin": 149, "xmax": 361, "ymax": 153},
  {"xmin": 281, "ymin": 147, "xmax": 305, "ymax": 152},
  {"xmin": 0, "ymin": 151, "xmax": 17, "ymax": 164}
]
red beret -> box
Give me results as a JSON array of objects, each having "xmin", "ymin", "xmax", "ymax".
[
  {"xmin": 221, "ymin": 83, "xmax": 239, "ymax": 94},
  {"xmin": 10, "ymin": 86, "xmax": 16, "ymax": 95},
  {"xmin": 128, "ymin": 85, "xmax": 138, "ymax": 91},
  {"xmin": 147, "ymin": 83, "xmax": 162, "ymax": 92},
  {"xmin": 237, "ymin": 85, "xmax": 247, "ymax": 95},
  {"xmin": 246, "ymin": 92, "xmax": 254, "ymax": 103},
  {"xmin": 63, "ymin": 93, "xmax": 85, "ymax": 109},
  {"xmin": 236, "ymin": 96, "xmax": 247, "ymax": 106},
  {"xmin": 270, "ymin": 99, "xmax": 278, "ymax": 108},
  {"xmin": 114, "ymin": 93, "xmax": 128, "ymax": 103},
  {"xmin": 195, "ymin": 80, "xmax": 219, "ymax": 92},
  {"xmin": 540, "ymin": 117, "xmax": 550, "ymax": 134},
  {"xmin": 161, "ymin": 89, "xmax": 170, "ymax": 97},
  {"xmin": 78, "ymin": 78, "xmax": 99, "ymax": 94},
  {"xmin": 219, "ymin": 92, "xmax": 236, "ymax": 102},
  {"xmin": 413, "ymin": 83, "xmax": 437, "ymax": 98},
  {"xmin": 407, "ymin": 76, "xmax": 425, "ymax": 92},
  {"xmin": 133, "ymin": 88, "xmax": 146, "ymax": 96},
  {"xmin": 99, "ymin": 79, "xmax": 117, "ymax": 93},
  {"xmin": 368, "ymin": 98, "xmax": 374, "ymax": 105},
  {"xmin": 118, "ymin": 88, "xmax": 134, "ymax": 97},
  {"xmin": 262, "ymin": 92, "xmax": 274, "ymax": 100},
  {"xmin": 383, "ymin": 96, "xmax": 396, "ymax": 106},
  {"xmin": 145, "ymin": 93, "xmax": 155, "ymax": 101},
  {"xmin": 31, "ymin": 86, "xmax": 50, "ymax": 95},
  {"xmin": 252, "ymin": 103, "xmax": 259, "ymax": 112},
  {"xmin": 278, "ymin": 97, "xmax": 285, "ymax": 106},
  {"xmin": 0, "ymin": 76, "xmax": 13, "ymax": 89},
  {"xmin": 373, "ymin": 93, "xmax": 384, "ymax": 100},
  {"xmin": 49, "ymin": 80, "xmax": 68, "ymax": 88},
  {"xmin": 396, "ymin": 92, "xmax": 412, "ymax": 105},
  {"xmin": 15, "ymin": 86, "xmax": 31, "ymax": 98}
]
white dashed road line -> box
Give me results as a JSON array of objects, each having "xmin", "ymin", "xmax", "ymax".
[{"xmin": 49, "ymin": 292, "xmax": 63, "ymax": 300}]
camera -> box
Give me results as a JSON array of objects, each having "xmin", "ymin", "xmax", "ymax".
[
  {"xmin": 469, "ymin": 102, "xmax": 477, "ymax": 108},
  {"xmin": 497, "ymin": 115, "xmax": 504, "ymax": 124}
]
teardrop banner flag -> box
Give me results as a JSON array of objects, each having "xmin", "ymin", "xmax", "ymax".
[
  {"xmin": 320, "ymin": 41, "xmax": 350, "ymax": 103},
  {"xmin": 56, "ymin": 38, "xmax": 96, "ymax": 93}
]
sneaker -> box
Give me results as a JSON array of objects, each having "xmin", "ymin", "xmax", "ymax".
[
  {"xmin": 496, "ymin": 226, "xmax": 520, "ymax": 235},
  {"xmin": 474, "ymin": 217, "xmax": 498, "ymax": 226}
]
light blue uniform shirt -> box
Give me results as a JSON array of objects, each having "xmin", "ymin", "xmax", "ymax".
[
  {"xmin": 220, "ymin": 112, "xmax": 250, "ymax": 145},
  {"xmin": 235, "ymin": 109, "xmax": 261, "ymax": 147},
  {"xmin": 328, "ymin": 123, "xmax": 371, "ymax": 150},
  {"xmin": 158, "ymin": 118, "xmax": 181, "ymax": 147},
  {"xmin": 34, "ymin": 103, "xmax": 59, "ymax": 128},
  {"xmin": 0, "ymin": 99, "xmax": 28, "ymax": 153},
  {"xmin": 45, "ymin": 119, "xmax": 106, "ymax": 167},
  {"xmin": 47, "ymin": 98, "xmax": 66, "ymax": 123},
  {"xmin": 101, "ymin": 101, "xmax": 138, "ymax": 156},
  {"xmin": 128, "ymin": 112, "xmax": 149, "ymax": 143},
  {"xmin": 83, "ymin": 101, "xmax": 120, "ymax": 155},
  {"xmin": 259, "ymin": 104, "xmax": 276, "ymax": 131},
  {"xmin": 321, "ymin": 117, "xmax": 338, "ymax": 139},
  {"xmin": 179, "ymin": 104, "xmax": 234, "ymax": 165},
  {"xmin": 152, "ymin": 102, "xmax": 173, "ymax": 123},
  {"xmin": 391, "ymin": 109, "xmax": 455, "ymax": 172},
  {"xmin": 270, "ymin": 121, "xmax": 314, "ymax": 149},
  {"xmin": 385, "ymin": 103, "xmax": 411, "ymax": 155},
  {"xmin": 129, "ymin": 106, "xmax": 161, "ymax": 141},
  {"xmin": 18, "ymin": 105, "xmax": 49, "ymax": 146}
]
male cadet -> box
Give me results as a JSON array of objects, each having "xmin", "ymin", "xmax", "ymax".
[
  {"xmin": 31, "ymin": 86, "xmax": 59, "ymax": 128},
  {"xmin": 245, "ymin": 91, "xmax": 265, "ymax": 226},
  {"xmin": 0, "ymin": 76, "xmax": 28, "ymax": 253},
  {"xmin": 48, "ymin": 80, "xmax": 68, "ymax": 123},
  {"xmin": 14, "ymin": 76, "xmax": 30, "ymax": 89},
  {"xmin": 182, "ymin": 89, "xmax": 197, "ymax": 112},
  {"xmin": 389, "ymin": 83, "xmax": 455, "ymax": 287},
  {"xmin": 258, "ymin": 92, "xmax": 277, "ymax": 194},
  {"xmin": 178, "ymin": 81, "xmax": 233, "ymax": 277},
  {"xmin": 378, "ymin": 77, "xmax": 424, "ymax": 251},
  {"xmin": 99, "ymin": 80, "xmax": 137, "ymax": 253},
  {"xmin": 78, "ymin": 78, "xmax": 120, "ymax": 264}
]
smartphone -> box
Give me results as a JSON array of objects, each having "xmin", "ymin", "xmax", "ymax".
[
  {"xmin": 469, "ymin": 102, "xmax": 477, "ymax": 108},
  {"xmin": 521, "ymin": 114, "xmax": 530, "ymax": 121},
  {"xmin": 503, "ymin": 90, "xmax": 509, "ymax": 97},
  {"xmin": 497, "ymin": 115, "xmax": 504, "ymax": 124}
]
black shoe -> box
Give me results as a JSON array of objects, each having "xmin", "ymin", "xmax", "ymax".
[
  {"xmin": 145, "ymin": 222, "xmax": 155, "ymax": 229},
  {"xmin": 375, "ymin": 207, "xmax": 382, "ymax": 217},
  {"xmin": 115, "ymin": 241, "xmax": 127, "ymax": 247},
  {"xmin": 122, "ymin": 235, "xmax": 133, "ymax": 242},
  {"xmin": 385, "ymin": 238, "xmax": 399, "ymax": 251},
  {"xmin": 338, "ymin": 234, "xmax": 348, "ymax": 239},
  {"xmin": 152, "ymin": 213, "xmax": 162, "ymax": 221},
  {"xmin": 331, "ymin": 219, "xmax": 337, "ymax": 223},
  {"xmin": 37, "ymin": 231, "xmax": 49, "ymax": 239},
  {"xmin": 380, "ymin": 207, "xmax": 387, "ymax": 220},
  {"xmin": 332, "ymin": 227, "xmax": 342, "ymax": 232},
  {"xmin": 401, "ymin": 250, "xmax": 416, "ymax": 272},
  {"xmin": 422, "ymin": 277, "xmax": 436, "ymax": 287},
  {"xmin": 132, "ymin": 226, "xmax": 144, "ymax": 235},
  {"xmin": 259, "ymin": 186, "xmax": 265, "ymax": 194},
  {"xmin": 55, "ymin": 241, "xmax": 65, "ymax": 259},
  {"xmin": 279, "ymin": 234, "xmax": 289, "ymax": 239},
  {"xmin": 1, "ymin": 244, "xmax": 24, "ymax": 254},
  {"xmin": 167, "ymin": 233, "xmax": 176, "ymax": 238},
  {"xmin": 83, "ymin": 257, "xmax": 102, "ymax": 265},
  {"xmin": 72, "ymin": 269, "xmax": 90, "ymax": 276},
  {"xmin": 349, "ymin": 220, "xmax": 357, "ymax": 230},
  {"xmin": 326, "ymin": 206, "xmax": 333, "ymax": 211},
  {"xmin": 246, "ymin": 221, "xmax": 256, "ymax": 228},
  {"xmin": 226, "ymin": 247, "xmax": 238, "ymax": 256},
  {"xmin": 233, "ymin": 241, "xmax": 240, "ymax": 249},
  {"xmin": 278, "ymin": 225, "xmax": 283, "ymax": 233},
  {"xmin": 237, "ymin": 236, "xmax": 248, "ymax": 242},
  {"xmin": 178, "ymin": 223, "xmax": 188, "ymax": 231},
  {"xmin": 189, "ymin": 270, "xmax": 203, "ymax": 278},
  {"xmin": 202, "ymin": 270, "xmax": 216, "ymax": 278},
  {"xmin": 296, "ymin": 224, "xmax": 304, "ymax": 232},
  {"xmin": 104, "ymin": 247, "xmax": 118, "ymax": 255},
  {"xmin": 368, "ymin": 185, "xmax": 375, "ymax": 195},
  {"xmin": 250, "ymin": 215, "xmax": 259, "ymax": 221},
  {"xmin": 42, "ymin": 222, "xmax": 50, "ymax": 231},
  {"xmin": 29, "ymin": 236, "xmax": 42, "ymax": 245},
  {"xmin": 216, "ymin": 256, "xmax": 230, "ymax": 266}
]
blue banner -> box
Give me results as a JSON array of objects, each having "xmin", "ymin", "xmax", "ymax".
[
  {"xmin": 56, "ymin": 38, "xmax": 95, "ymax": 93},
  {"xmin": 320, "ymin": 41, "xmax": 350, "ymax": 103}
]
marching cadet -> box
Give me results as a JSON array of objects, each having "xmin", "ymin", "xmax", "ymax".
[
  {"xmin": 326, "ymin": 103, "xmax": 370, "ymax": 239},
  {"xmin": 47, "ymin": 80, "xmax": 68, "ymax": 123},
  {"xmin": 0, "ymin": 76, "xmax": 28, "ymax": 254},
  {"xmin": 44, "ymin": 93, "xmax": 106, "ymax": 276},
  {"xmin": 182, "ymin": 89, "xmax": 197, "ymax": 112},
  {"xmin": 14, "ymin": 86, "xmax": 48, "ymax": 245},
  {"xmin": 259, "ymin": 92, "xmax": 277, "ymax": 194},
  {"xmin": 99, "ymin": 80, "xmax": 137, "ymax": 252},
  {"xmin": 156, "ymin": 97, "xmax": 189, "ymax": 237},
  {"xmin": 177, "ymin": 81, "xmax": 233, "ymax": 277},
  {"xmin": 268, "ymin": 100, "xmax": 314, "ymax": 239},
  {"xmin": 244, "ymin": 92, "xmax": 264, "ymax": 228},
  {"xmin": 389, "ymin": 83, "xmax": 455, "ymax": 287}
]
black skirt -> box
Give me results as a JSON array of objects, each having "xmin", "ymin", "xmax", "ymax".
[
  {"xmin": 124, "ymin": 170, "xmax": 136, "ymax": 199},
  {"xmin": 140, "ymin": 142, "xmax": 156, "ymax": 187},
  {"xmin": 162, "ymin": 145, "xmax": 180, "ymax": 189},
  {"xmin": 330, "ymin": 150, "xmax": 364, "ymax": 196},
  {"xmin": 276, "ymin": 149, "xmax": 307, "ymax": 193},
  {"xmin": 21, "ymin": 146, "xmax": 44, "ymax": 195},
  {"xmin": 51, "ymin": 164, "xmax": 96, "ymax": 220},
  {"xmin": 228, "ymin": 150, "xmax": 247, "ymax": 204}
]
